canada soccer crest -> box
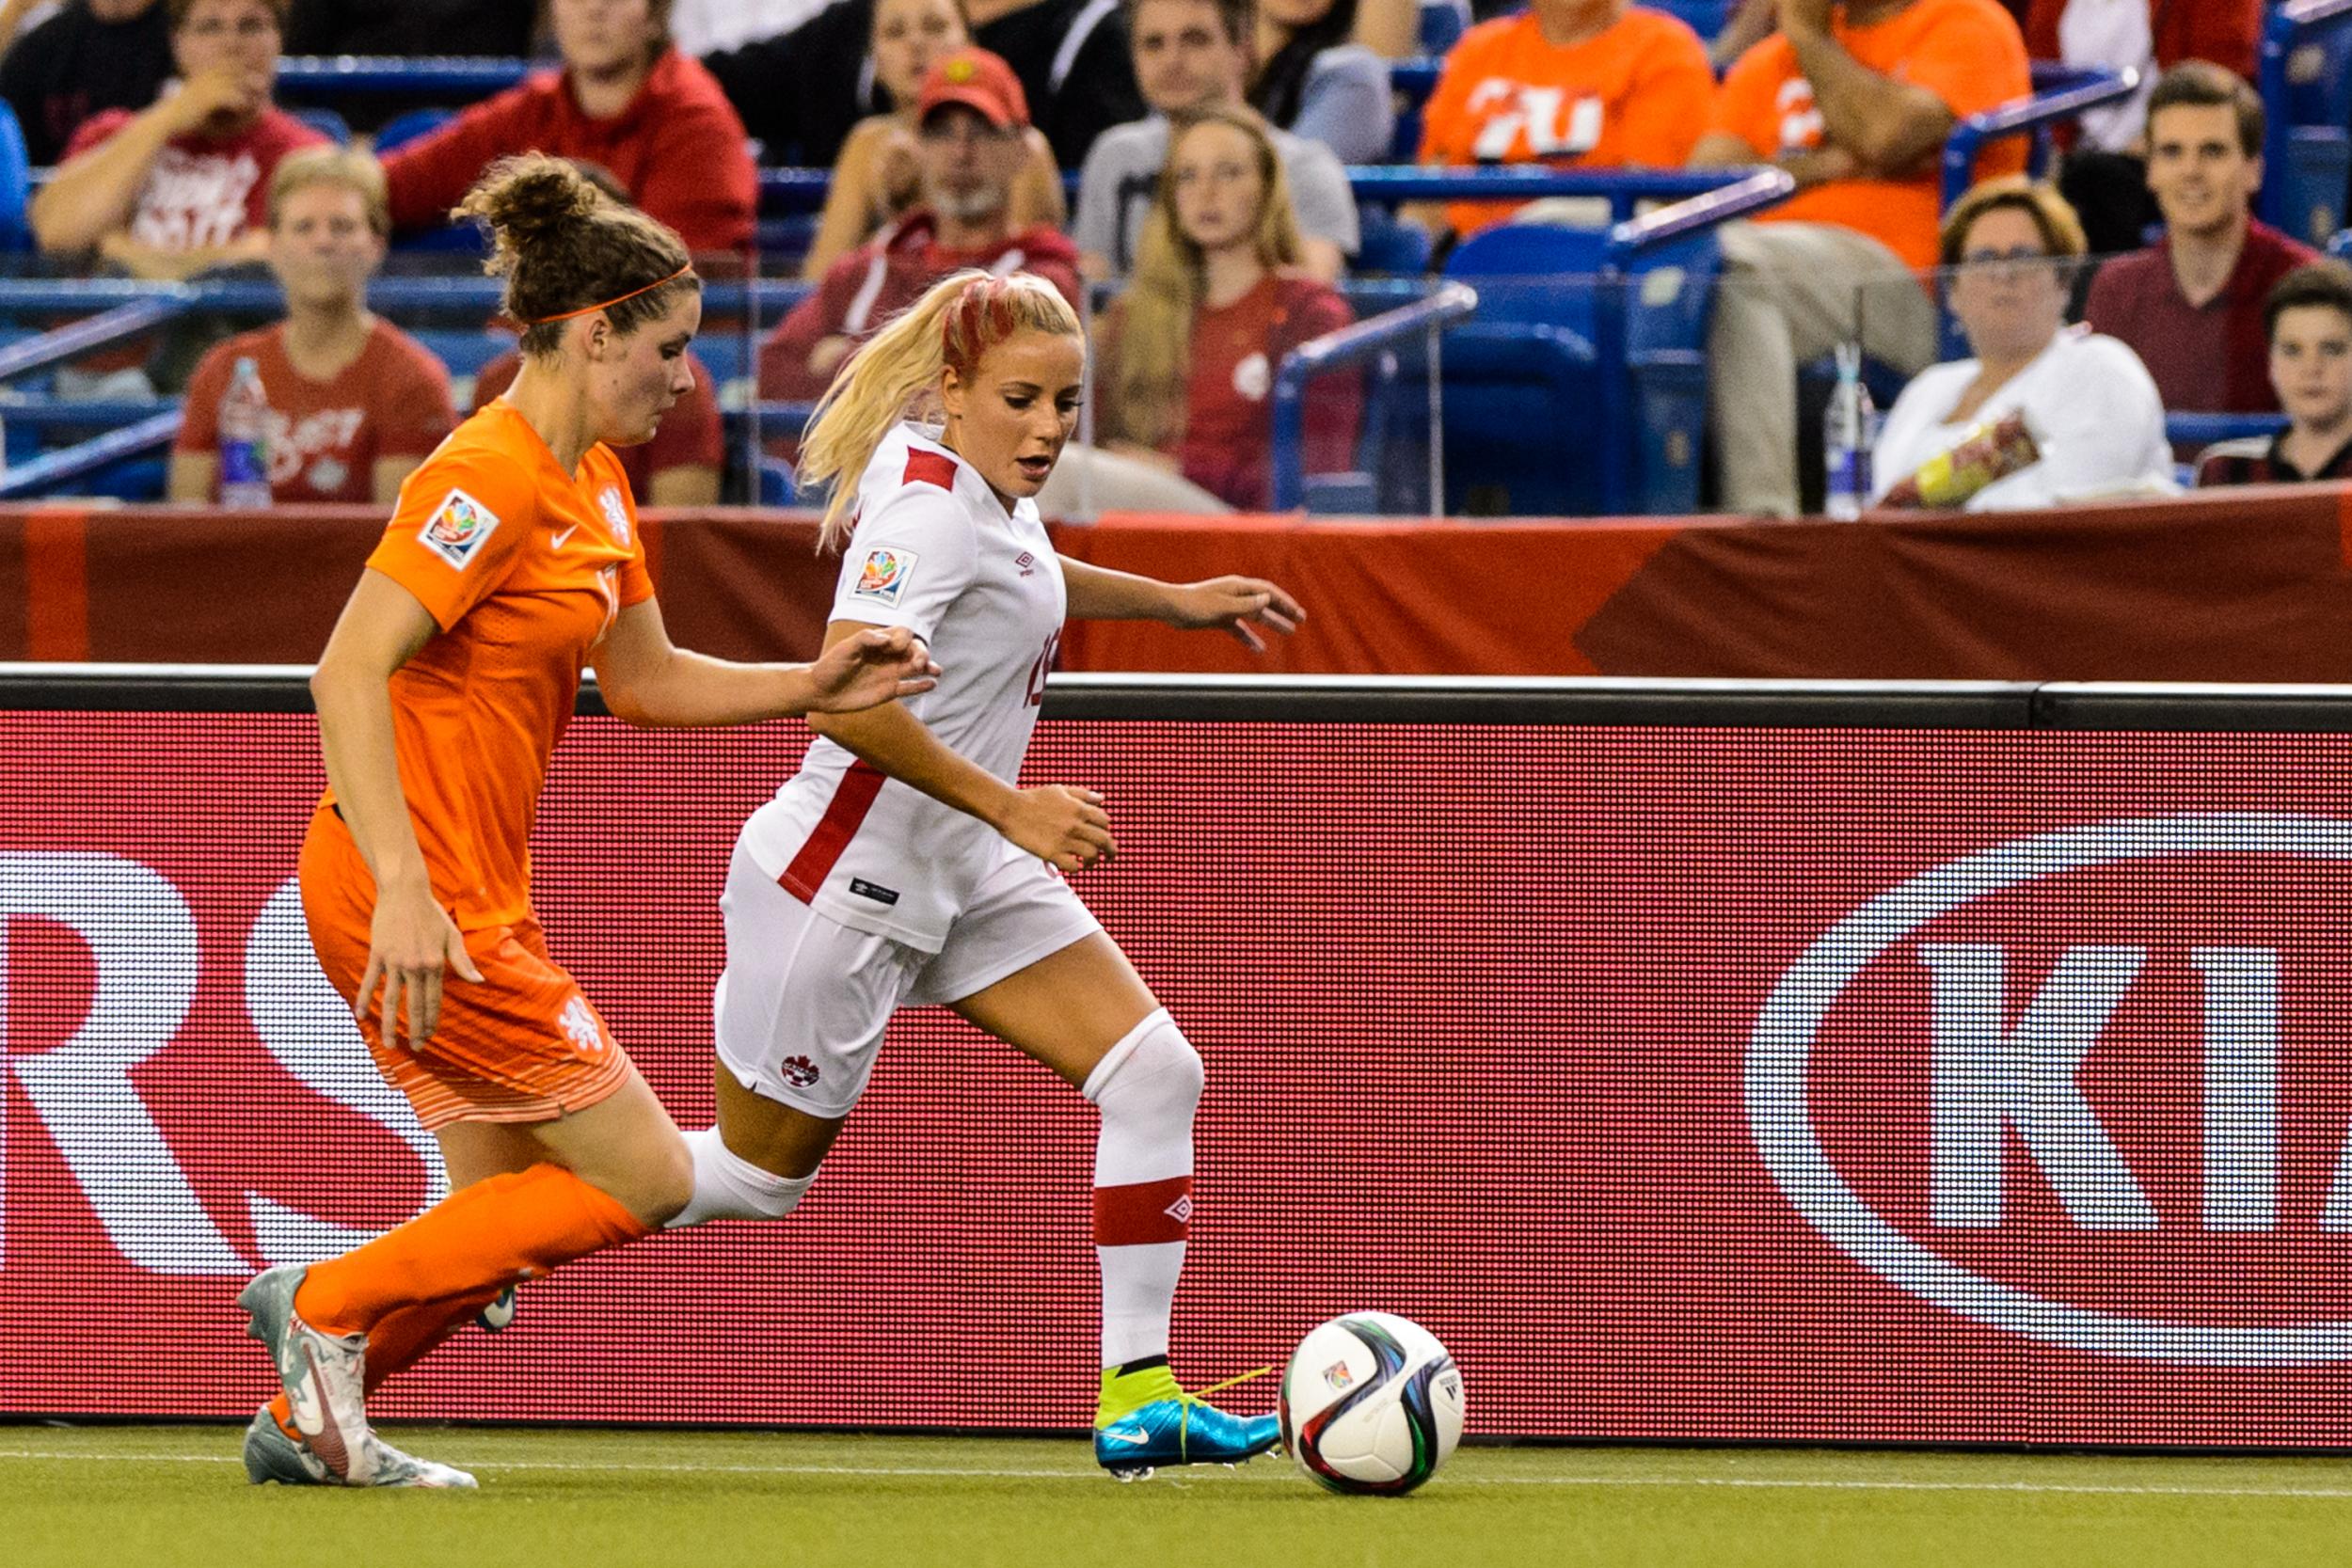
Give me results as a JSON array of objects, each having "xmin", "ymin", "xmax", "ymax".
[
  {"xmin": 420, "ymin": 487, "xmax": 499, "ymax": 569},
  {"xmin": 851, "ymin": 546, "xmax": 917, "ymax": 607}
]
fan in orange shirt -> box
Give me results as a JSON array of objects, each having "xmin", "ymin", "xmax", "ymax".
[
  {"xmin": 1414, "ymin": 0, "xmax": 1715, "ymax": 241},
  {"xmin": 1688, "ymin": 0, "xmax": 2030, "ymax": 516},
  {"xmin": 231, "ymin": 153, "xmax": 937, "ymax": 1491},
  {"xmin": 1698, "ymin": 0, "xmax": 2030, "ymax": 274}
]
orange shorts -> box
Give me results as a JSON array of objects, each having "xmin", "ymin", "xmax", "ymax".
[{"xmin": 298, "ymin": 807, "xmax": 632, "ymax": 1132}]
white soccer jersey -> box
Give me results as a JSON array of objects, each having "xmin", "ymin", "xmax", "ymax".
[{"xmin": 739, "ymin": 423, "xmax": 1067, "ymax": 952}]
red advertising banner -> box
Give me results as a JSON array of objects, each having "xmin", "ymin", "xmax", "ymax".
[{"xmin": 6, "ymin": 703, "xmax": 2352, "ymax": 1442}]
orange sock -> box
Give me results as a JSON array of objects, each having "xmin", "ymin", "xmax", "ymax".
[
  {"xmin": 293, "ymin": 1164, "xmax": 650, "ymax": 1338},
  {"xmin": 266, "ymin": 1286, "xmax": 503, "ymax": 1438}
]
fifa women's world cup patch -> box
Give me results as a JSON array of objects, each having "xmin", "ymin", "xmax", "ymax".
[
  {"xmin": 421, "ymin": 487, "xmax": 501, "ymax": 569},
  {"xmin": 852, "ymin": 546, "xmax": 918, "ymax": 607}
]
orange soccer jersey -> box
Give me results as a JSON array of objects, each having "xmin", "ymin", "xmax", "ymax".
[
  {"xmin": 1418, "ymin": 7, "xmax": 1716, "ymax": 238},
  {"xmin": 304, "ymin": 400, "xmax": 654, "ymax": 1124},
  {"xmin": 1709, "ymin": 0, "xmax": 2030, "ymax": 272}
]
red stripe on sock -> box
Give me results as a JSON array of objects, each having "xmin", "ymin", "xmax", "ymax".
[{"xmin": 1093, "ymin": 1175, "xmax": 1191, "ymax": 1246}]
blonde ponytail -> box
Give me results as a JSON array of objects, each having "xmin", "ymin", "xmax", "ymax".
[{"xmin": 798, "ymin": 269, "xmax": 1084, "ymax": 550}]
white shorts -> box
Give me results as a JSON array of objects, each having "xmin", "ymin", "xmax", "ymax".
[{"xmin": 712, "ymin": 837, "xmax": 1104, "ymax": 1119}]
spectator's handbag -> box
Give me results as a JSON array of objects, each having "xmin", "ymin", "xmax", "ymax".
[{"xmin": 1881, "ymin": 412, "xmax": 2042, "ymax": 509}]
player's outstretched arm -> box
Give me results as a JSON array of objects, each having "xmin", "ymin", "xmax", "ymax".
[
  {"xmin": 804, "ymin": 618, "xmax": 1117, "ymax": 874},
  {"xmin": 1057, "ymin": 559, "xmax": 1306, "ymax": 652},
  {"xmin": 591, "ymin": 596, "xmax": 939, "ymax": 728}
]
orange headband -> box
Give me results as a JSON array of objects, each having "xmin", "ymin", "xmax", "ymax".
[{"xmin": 525, "ymin": 265, "xmax": 694, "ymax": 326}]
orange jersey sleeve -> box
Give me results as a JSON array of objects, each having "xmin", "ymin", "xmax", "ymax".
[
  {"xmin": 368, "ymin": 442, "xmax": 540, "ymax": 632},
  {"xmin": 1708, "ymin": 36, "xmax": 1804, "ymax": 158}
]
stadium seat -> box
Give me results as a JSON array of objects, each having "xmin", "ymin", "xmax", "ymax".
[
  {"xmin": 1354, "ymin": 207, "xmax": 1434, "ymax": 276},
  {"xmin": 0, "ymin": 101, "xmax": 30, "ymax": 252},
  {"xmin": 1425, "ymin": 170, "xmax": 1792, "ymax": 515},
  {"xmin": 372, "ymin": 108, "xmax": 453, "ymax": 153},
  {"xmin": 290, "ymin": 107, "xmax": 352, "ymax": 146},
  {"xmin": 1418, "ymin": 0, "xmax": 1469, "ymax": 54},
  {"xmin": 2259, "ymin": 2, "xmax": 2352, "ymax": 246},
  {"xmin": 1651, "ymin": 0, "xmax": 1735, "ymax": 40}
]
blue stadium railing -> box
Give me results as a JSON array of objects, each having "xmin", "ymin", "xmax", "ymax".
[
  {"xmin": 2259, "ymin": 0, "xmax": 2352, "ymax": 245},
  {"xmin": 1939, "ymin": 63, "xmax": 2137, "ymax": 213},
  {"xmin": 1308, "ymin": 167, "xmax": 1796, "ymax": 517},
  {"xmin": 1268, "ymin": 281, "xmax": 1478, "ymax": 512}
]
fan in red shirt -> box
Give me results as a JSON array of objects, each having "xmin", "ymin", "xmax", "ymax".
[
  {"xmin": 29, "ymin": 0, "xmax": 327, "ymax": 277},
  {"xmin": 173, "ymin": 147, "xmax": 457, "ymax": 506},
  {"xmin": 1093, "ymin": 105, "xmax": 1360, "ymax": 511},
  {"xmin": 381, "ymin": 0, "xmax": 756, "ymax": 255},
  {"xmin": 762, "ymin": 48, "xmax": 1084, "ymax": 406}
]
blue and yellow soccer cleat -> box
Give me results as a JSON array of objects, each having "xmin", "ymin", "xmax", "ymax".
[{"xmin": 1093, "ymin": 1363, "xmax": 1281, "ymax": 1481}]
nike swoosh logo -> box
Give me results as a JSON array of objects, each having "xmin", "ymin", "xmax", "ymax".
[
  {"xmin": 1103, "ymin": 1428, "xmax": 1150, "ymax": 1446},
  {"xmin": 551, "ymin": 525, "xmax": 580, "ymax": 549},
  {"xmin": 284, "ymin": 1348, "xmax": 323, "ymax": 1434}
]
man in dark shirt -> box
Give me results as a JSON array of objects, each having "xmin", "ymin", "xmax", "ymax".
[
  {"xmin": 0, "ymin": 0, "xmax": 173, "ymax": 166},
  {"xmin": 705, "ymin": 0, "xmax": 1140, "ymax": 167},
  {"xmin": 2084, "ymin": 61, "xmax": 2317, "ymax": 418}
]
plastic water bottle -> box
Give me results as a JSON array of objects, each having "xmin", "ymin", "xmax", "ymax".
[
  {"xmin": 1823, "ymin": 341, "xmax": 1878, "ymax": 520},
  {"xmin": 218, "ymin": 356, "xmax": 273, "ymax": 507}
]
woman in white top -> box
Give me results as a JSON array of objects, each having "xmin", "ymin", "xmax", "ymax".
[
  {"xmin": 1872, "ymin": 176, "xmax": 2173, "ymax": 513},
  {"xmin": 663, "ymin": 269, "xmax": 1306, "ymax": 1481}
]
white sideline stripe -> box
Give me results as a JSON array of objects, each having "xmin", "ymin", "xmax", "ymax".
[{"xmin": 5, "ymin": 1448, "xmax": 2352, "ymax": 1498}]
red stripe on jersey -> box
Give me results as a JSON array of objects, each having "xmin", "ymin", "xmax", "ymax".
[
  {"xmin": 903, "ymin": 449, "xmax": 959, "ymax": 491},
  {"xmin": 1092, "ymin": 1175, "xmax": 1192, "ymax": 1246},
  {"xmin": 780, "ymin": 760, "xmax": 888, "ymax": 902}
]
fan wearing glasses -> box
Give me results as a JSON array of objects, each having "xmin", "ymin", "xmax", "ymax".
[{"xmin": 1871, "ymin": 176, "xmax": 2172, "ymax": 512}]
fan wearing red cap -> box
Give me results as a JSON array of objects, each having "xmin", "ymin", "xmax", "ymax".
[
  {"xmin": 762, "ymin": 45, "xmax": 1085, "ymax": 407},
  {"xmin": 800, "ymin": 1, "xmax": 1069, "ymax": 282}
]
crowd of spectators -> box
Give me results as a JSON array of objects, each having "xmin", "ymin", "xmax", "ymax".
[{"xmin": 0, "ymin": 0, "xmax": 2336, "ymax": 515}]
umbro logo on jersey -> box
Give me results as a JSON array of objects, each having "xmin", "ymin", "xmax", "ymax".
[
  {"xmin": 849, "ymin": 878, "xmax": 901, "ymax": 906},
  {"xmin": 1164, "ymin": 1196, "xmax": 1193, "ymax": 1224},
  {"xmin": 1015, "ymin": 550, "xmax": 1036, "ymax": 577}
]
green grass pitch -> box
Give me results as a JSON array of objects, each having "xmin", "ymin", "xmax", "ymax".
[{"xmin": 8, "ymin": 1426, "xmax": 2352, "ymax": 1568}]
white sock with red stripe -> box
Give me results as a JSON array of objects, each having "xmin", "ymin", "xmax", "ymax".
[{"xmin": 1083, "ymin": 1008, "xmax": 1201, "ymax": 1370}]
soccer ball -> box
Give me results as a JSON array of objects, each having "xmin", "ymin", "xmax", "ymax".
[{"xmin": 1279, "ymin": 1311, "xmax": 1464, "ymax": 1495}]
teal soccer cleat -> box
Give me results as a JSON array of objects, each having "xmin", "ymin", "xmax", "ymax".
[{"xmin": 1093, "ymin": 1365, "xmax": 1281, "ymax": 1481}]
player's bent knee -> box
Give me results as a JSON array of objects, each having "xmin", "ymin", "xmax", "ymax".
[
  {"xmin": 1087, "ymin": 1010, "xmax": 1203, "ymax": 1117},
  {"xmin": 628, "ymin": 1137, "xmax": 698, "ymax": 1228}
]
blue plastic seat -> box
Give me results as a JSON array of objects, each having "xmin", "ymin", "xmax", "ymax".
[
  {"xmin": 0, "ymin": 101, "xmax": 30, "ymax": 251},
  {"xmin": 290, "ymin": 106, "xmax": 351, "ymax": 146},
  {"xmin": 1418, "ymin": 0, "xmax": 1469, "ymax": 54},
  {"xmin": 2258, "ymin": 4, "xmax": 2352, "ymax": 245},
  {"xmin": 373, "ymin": 107, "xmax": 453, "ymax": 152},
  {"xmin": 1438, "ymin": 218, "xmax": 1728, "ymax": 515}
]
